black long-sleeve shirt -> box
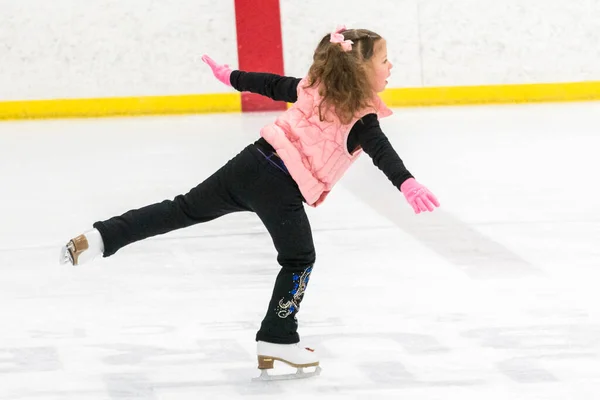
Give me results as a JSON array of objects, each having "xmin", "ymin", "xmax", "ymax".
[{"xmin": 230, "ymin": 70, "xmax": 414, "ymax": 188}]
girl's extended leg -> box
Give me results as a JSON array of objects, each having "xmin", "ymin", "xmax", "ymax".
[{"xmin": 71, "ymin": 147, "xmax": 254, "ymax": 261}]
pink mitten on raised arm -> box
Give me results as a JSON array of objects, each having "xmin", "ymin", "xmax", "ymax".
[
  {"xmin": 400, "ymin": 178, "xmax": 440, "ymax": 214},
  {"xmin": 201, "ymin": 54, "xmax": 233, "ymax": 87}
]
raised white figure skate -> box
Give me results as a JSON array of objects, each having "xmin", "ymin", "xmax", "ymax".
[
  {"xmin": 59, "ymin": 229, "xmax": 104, "ymax": 266},
  {"xmin": 252, "ymin": 341, "xmax": 321, "ymax": 381}
]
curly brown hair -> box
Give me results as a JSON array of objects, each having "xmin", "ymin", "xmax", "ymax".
[{"xmin": 305, "ymin": 28, "xmax": 383, "ymax": 124}]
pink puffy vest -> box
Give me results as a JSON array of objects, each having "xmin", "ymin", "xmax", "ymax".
[{"xmin": 260, "ymin": 77, "xmax": 393, "ymax": 207}]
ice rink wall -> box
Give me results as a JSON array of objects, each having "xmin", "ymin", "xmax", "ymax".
[{"xmin": 1, "ymin": 0, "xmax": 599, "ymax": 119}]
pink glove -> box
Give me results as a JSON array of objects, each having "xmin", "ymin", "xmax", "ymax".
[
  {"xmin": 400, "ymin": 178, "xmax": 440, "ymax": 214},
  {"xmin": 201, "ymin": 54, "xmax": 233, "ymax": 87}
]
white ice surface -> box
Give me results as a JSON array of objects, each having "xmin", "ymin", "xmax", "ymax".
[{"xmin": 1, "ymin": 102, "xmax": 599, "ymax": 399}]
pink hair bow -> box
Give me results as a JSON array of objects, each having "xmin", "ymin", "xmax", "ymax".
[{"xmin": 330, "ymin": 25, "xmax": 353, "ymax": 52}]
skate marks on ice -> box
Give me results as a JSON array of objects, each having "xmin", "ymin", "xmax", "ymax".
[
  {"xmin": 307, "ymin": 332, "xmax": 483, "ymax": 391},
  {"xmin": 462, "ymin": 324, "xmax": 600, "ymax": 384},
  {"xmin": 0, "ymin": 347, "xmax": 62, "ymax": 374},
  {"xmin": 343, "ymin": 160, "xmax": 540, "ymax": 279},
  {"xmin": 298, "ymin": 324, "xmax": 600, "ymax": 393},
  {"xmin": 3, "ymin": 323, "xmax": 599, "ymax": 399},
  {"xmin": 0, "ymin": 335, "xmax": 283, "ymax": 400}
]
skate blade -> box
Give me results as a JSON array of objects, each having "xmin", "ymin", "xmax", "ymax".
[
  {"xmin": 252, "ymin": 366, "xmax": 321, "ymax": 382},
  {"xmin": 59, "ymin": 245, "xmax": 74, "ymax": 265}
]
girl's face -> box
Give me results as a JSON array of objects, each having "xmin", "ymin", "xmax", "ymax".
[{"xmin": 368, "ymin": 39, "xmax": 393, "ymax": 93}]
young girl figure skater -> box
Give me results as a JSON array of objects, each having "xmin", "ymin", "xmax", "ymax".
[{"xmin": 60, "ymin": 26, "xmax": 439, "ymax": 379}]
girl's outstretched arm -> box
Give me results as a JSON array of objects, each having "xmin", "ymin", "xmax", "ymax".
[
  {"xmin": 349, "ymin": 114, "xmax": 440, "ymax": 213},
  {"xmin": 202, "ymin": 54, "xmax": 300, "ymax": 103}
]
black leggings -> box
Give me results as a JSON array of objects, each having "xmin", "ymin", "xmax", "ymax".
[{"xmin": 93, "ymin": 143, "xmax": 316, "ymax": 344}]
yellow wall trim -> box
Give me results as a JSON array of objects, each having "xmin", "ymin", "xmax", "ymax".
[
  {"xmin": 380, "ymin": 81, "xmax": 600, "ymax": 107},
  {"xmin": 1, "ymin": 81, "xmax": 599, "ymax": 121},
  {"xmin": 0, "ymin": 93, "xmax": 241, "ymax": 120}
]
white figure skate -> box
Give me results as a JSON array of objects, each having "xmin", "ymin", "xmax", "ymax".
[
  {"xmin": 59, "ymin": 229, "xmax": 104, "ymax": 266},
  {"xmin": 252, "ymin": 341, "xmax": 321, "ymax": 382}
]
